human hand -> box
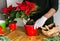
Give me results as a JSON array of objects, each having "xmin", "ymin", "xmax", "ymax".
[{"xmin": 34, "ymin": 16, "xmax": 47, "ymax": 29}]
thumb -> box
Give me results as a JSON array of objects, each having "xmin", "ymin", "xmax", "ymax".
[{"xmin": 34, "ymin": 24, "xmax": 38, "ymax": 29}]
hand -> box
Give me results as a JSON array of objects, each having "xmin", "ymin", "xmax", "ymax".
[
  {"xmin": 23, "ymin": 18, "xmax": 30, "ymax": 25},
  {"xmin": 34, "ymin": 16, "xmax": 47, "ymax": 29}
]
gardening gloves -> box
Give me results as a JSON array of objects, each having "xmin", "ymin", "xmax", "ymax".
[
  {"xmin": 23, "ymin": 18, "xmax": 30, "ymax": 25},
  {"xmin": 34, "ymin": 16, "xmax": 47, "ymax": 29},
  {"xmin": 23, "ymin": 16, "xmax": 47, "ymax": 29}
]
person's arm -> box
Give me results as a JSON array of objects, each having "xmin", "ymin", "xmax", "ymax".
[
  {"xmin": 44, "ymin": 0, "xmax": 59, "ymax": 19},
  {"xmin": 44, "ymin": 8, "xmax": 56, "ymax": 19},
  {"xmin": 34, "ymin": 0, "xmax": 59, "ymax": 29}
]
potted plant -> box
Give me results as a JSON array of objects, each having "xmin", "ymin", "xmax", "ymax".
[
  {"xmin": 16, "ymin": 1, "xmax": 39, "ymax": 36},
  {"xmin": 2, "ymin": 1, "xmax": 39, "ymax": 36},
  {"xmin": 2, "ymin": 5, "xmax": 17, "ymax": 31}
]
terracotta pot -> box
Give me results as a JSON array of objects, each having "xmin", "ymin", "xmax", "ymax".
[
  {"xmin": 24, "ymin": 25, "xmax": 38, "ymax": 36},
  {"xmin": 9, "ymin": 22, "xmax": 16, "ymax": 31}
]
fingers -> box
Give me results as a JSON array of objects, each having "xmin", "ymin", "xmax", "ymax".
[
  {"xmin": 34, "ymin": 21, "xmax": 39, "ymax": 29},
  {"xmin": 34, "ymin": 23, "xmax": 38, "ymax": 29},
  {"xmin": 34, "ymin": 21, "xmax": 44, "ymax": 29}
]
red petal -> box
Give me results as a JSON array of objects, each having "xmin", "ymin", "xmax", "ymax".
[
  {"xmin": 25, "ymin": 1, "xmax": 30, "ymax": 5},
  {"xmin": 21, "ymin": 2, "xmax": 25, "ymax": 5},
  {"xmin": 8, "ymin": 5, "xmax": 13, "ymax": 11},
  {"xmin": 25, "ymin": 7, "xmax": 31, "ymax": 15},
  {"xmin": 20, "ymin": 5, "xmax": 26, "ymax": 11},
  {"xmin": 2, "ymin": 8, "xmax": 9, "ymax": 13},
  {"xmin": 30, "ymin": 3, "xmax": 36, "ymax": 11},
  {"xmin": 0, "ymin": 26, "xmax": 2, "ymax": 30},
  {"xmin": 16, "ymin": 6, "xmax": 20, "ymax": 11},
  {"xmin": 25, "ymin": 10, "xmax": 31, "ymax": 15},
  {"xmin": 16, "ymin": 2, "xmax": 22, "ymax": 7}
]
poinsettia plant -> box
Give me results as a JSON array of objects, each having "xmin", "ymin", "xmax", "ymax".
[
  {"xmin": 2, "ymin": 1, "xmax": 39, "ymax": 25},
  {"xmin": 16, "ymin": 1, "xmax": 39, "ymax": 20},
  {"xmin": 2, "ymin": 5, "xmax": 17, "ymax": 25}
]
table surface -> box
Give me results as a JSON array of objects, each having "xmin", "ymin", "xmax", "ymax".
[{"xmin": 4, "ymin": 26, "xmax": 47, "ymax": 41}]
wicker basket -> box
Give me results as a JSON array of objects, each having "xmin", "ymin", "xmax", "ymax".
[{"xmin": 42, "ymin": 23, "xmax": 60, "ymax": 37}]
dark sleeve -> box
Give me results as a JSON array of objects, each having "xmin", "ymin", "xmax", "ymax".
[{"xmin": 50, "ymin": 0, "xmax": 59, "ymax": 11}]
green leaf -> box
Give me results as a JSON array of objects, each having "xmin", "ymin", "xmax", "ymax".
[
  {"xmin": 16, "ymin": 12, "xmax": 20, "ymax": 18},
  {"xmin": 7, "ymin": 11, "xmax": 17, "ymax": 22},
  {"xmin": 10, "ymin": 11, "xmax": 16, "ymax": 18},
  {"xmin": 35, "ymin": 5, "xmax": 39, "ymax": 9},
  {"xmin": 16, "ymin": 11, "xmax": 23, "ymax": 18},
  {"xmin": 44, "ymin": 33, "xmax": 60, "ymax": 41},
  {"xmin": 20, "ymin": 11, "xmax": 29, "ymax": 20},
  {"xmin": 30, "ymin": 12, "xmax": 35, "ymax": 16},
  {"xmin": 24, "ymin": 15, "xmax": 28, "ymax": 20}
]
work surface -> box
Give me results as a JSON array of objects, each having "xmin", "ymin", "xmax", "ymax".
[{"xmin": 4, "ymin": 26, "xmax": 47, "ymax": 41}]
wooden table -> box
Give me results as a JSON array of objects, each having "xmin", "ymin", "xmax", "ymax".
[{"xmin": 4, "ymin": 26, "xmax": 47, "ymax": 41}]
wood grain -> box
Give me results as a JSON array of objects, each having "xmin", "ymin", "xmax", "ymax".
[{"xmin": 5, "ymin": 26, "xmax": 47, "ymax": 41}]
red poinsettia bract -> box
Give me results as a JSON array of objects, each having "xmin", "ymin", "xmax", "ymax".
[
  {"xmin": 2, "ymin": 5, "xmax": 13, "ymax": 14},
  {"xmin": 2, "ymin": 8, "xmax": 8, "ymax": 14},
  {"xmin": 16, "ymin": 1, "xmax": 36, "ymax": 15}
]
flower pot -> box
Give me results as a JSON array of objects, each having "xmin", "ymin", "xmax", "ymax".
[
  {"xmin": 9, "ymin": 22, "xmax": 16, "ymax": 31},
  {"xmin": 0, "ymin": 20, "xmax": 6, "ymax": 31},
  {"xmin": 0, "ymin": 26, "xmax": 4, "ymax": 34},
  {"xmin": 24, "ymin": 25, "xmax": 38, "ymax": 36}
]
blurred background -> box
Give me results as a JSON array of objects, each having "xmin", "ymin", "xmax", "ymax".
[{"xmin": 0, "ymin": 0, "xmax": 60, "ymax": 28}]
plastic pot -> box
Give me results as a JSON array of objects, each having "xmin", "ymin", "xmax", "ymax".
[
  {"xmin": 24, "ymin": 25, "xmax": 38, "ymax": 36},
  {"xmin": 9, "ymin": 22, "xmax": 16, "ymax": 31}
]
